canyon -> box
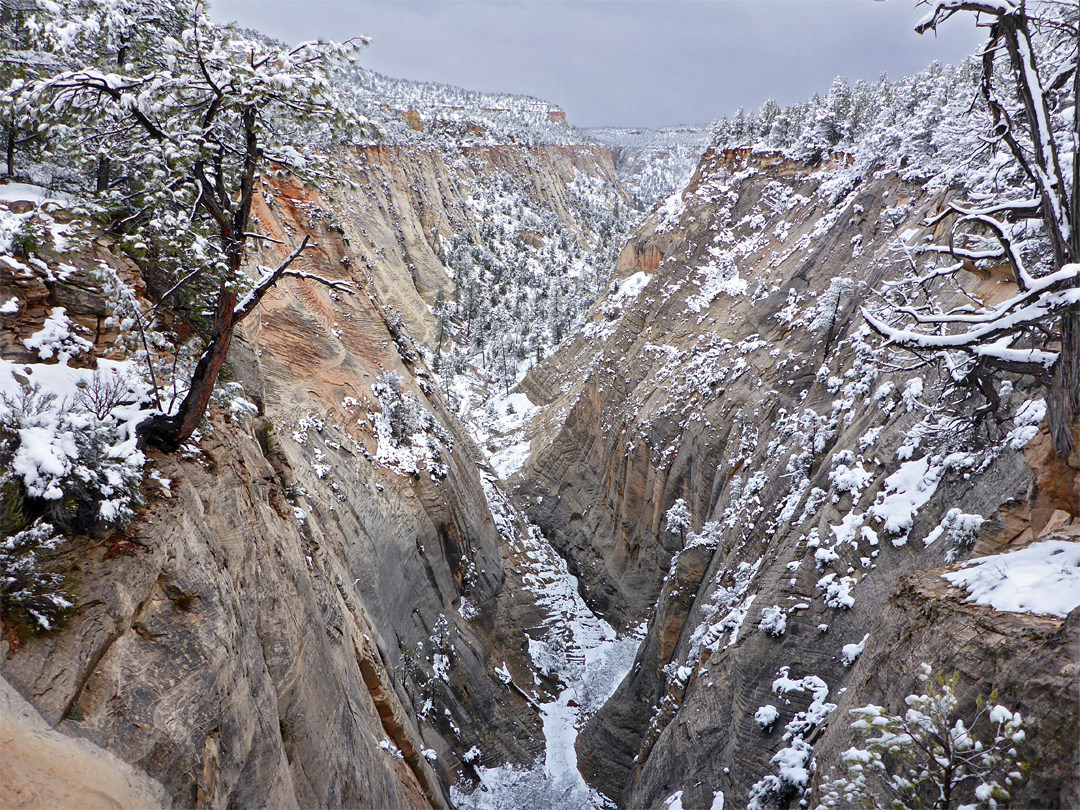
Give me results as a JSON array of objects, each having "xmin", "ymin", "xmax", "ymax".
[{"xmin": 2, "ymin": 23, "xmax": 1078, "ymax": 810}]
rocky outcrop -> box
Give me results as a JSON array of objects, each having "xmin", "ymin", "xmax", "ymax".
[
  {"xmin": 517, "ymin": 148, "xmax": 1080, "ymax": 806},
  {"xmin": 0, "ymin": 674, "xmax": 169, "ymax": 810},
  {"xmin": 812, "ymin": 550, "xmax": 1080, "ymax": 809}
]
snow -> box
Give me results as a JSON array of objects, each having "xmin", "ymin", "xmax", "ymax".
[
  {"xmin": 921, "ymin": 508, "xmax": 984, "ymax": 554},
  {"xmin": 662, "ymin": 791, "xmax": 684, "ymax": 810},
  {"xmin": 0, "ymin": 182, "xmax": 70, "ymax": 204},
  {"xmin": 755, "ymin": 704, "xmax": 780, "ymax": 729},
  {"xmin": 454, "ymin": 490, "xmax": 644, "ymax": 810},
  {"xmin": 869, "ymin": 455, "xmax": 943, "ymax": 542},
  {"xmin": 587, "ymin": 126, "xmax": 709, "ymax": 204},
  {"xmin": 461, "ymin": 388, "xmax": 540, "ymax": 480},
  {"xmin": 759, "ymin": 605, "xmax": 787, "ymax": 637},
  {"xmin": 604, "ymin": 271, "xmax": 652, "ymax": 315},
  {"xmin": 369, "ymin": 373, "xmax": 452, "ymax": 481},
  {"xmin": 665, "ymin": 498, "xmax": 691, "ymax": 536},
  {"xmin": 863, "ymin": 271, "xmax": 1080, "ymax": 368},
  {"xmin": 686, "ymin": 246, "xmax": 748, "ymax": 312},
  {"xmin": 829, "ymin": 460, "xmax": 873, "ymax": 503},
  {"xmin": 989, "ymin": 704, "xmax": 1015, "ymax": 725},
  {"xmin": 489, "ymin": 440, "xmax": 532, "ymax": 480},
  {"xmin": 0, "ymin": 353, "xmax": 149, "ymax": 518},
  {"xmin": 1004, "ymin": 398, "xmax": 1046, "ymax": 449},
  {"xmin": 771, "ymin": 738, "xmax": 813, "ymax": 787},
  {"xmin": 148, "ymin": 469, "xmax": 171, "ymax": 493},
  {"xmin": 458, "ymin": 596, "xmax": 478, "ymax": 621},
  {"xmin": 718, "ymin": 594, "xmax": 756, "ymax": 648},
  {"xmin": 750, "ymin": 668, "xmax": 836, "ymax": 809},
  {"xmin": 830, "ymin": 511, "xmax": 866, "ymax": 549},
  {"xmin": 942, "ymin": 540, "xmax": 1080, "ymax": 618},
  {"xmin": 10, "ymin": 419, "xmax": 76, "ymax": 500},
  {"xmin": 816, "ymin": 573, "xmax": 857, "ymax": 609},
  {"xmin": 23, "ymin": 307, "xmax": 92, "ymax": 361},
  {"xmin": 841, "ymin": 633, "xmax": 869, "ymax": 667},
  {"xmin": 0, "ymin": 297, "xmax": 18, "ymax": 314},
  {"xmin": 657, "ymin": 189, "xmax": 686, "ymax": 228},
  {"xmin": 378, "ymin": 738, "xmax": 403, "ymax": 759}
]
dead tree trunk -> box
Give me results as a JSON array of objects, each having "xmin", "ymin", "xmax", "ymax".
[
  {"xmin": 95, "ymin": 156, "xmax": 111, "ymax": 193},
  {"xmin": 1048, "ymin": 305, "xmax": 1080, "ymax": 458},
  {"xmin": 5, "ymin": 123, "xmax": 13, "ymax": 178}
]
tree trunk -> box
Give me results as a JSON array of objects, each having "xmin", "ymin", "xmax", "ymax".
[
  {"xmin": 1047, "ymin": 305, "xmax": 1080, "ymax": 459},
  {"xmin": 138, "ymin": 279, "xmax": 239, "ymax": 451},
  {"xmin": 139, "ymin": 106, "xmax": 259, "ymax": 453},
  {"xmin": 5, "ymin": 122, "xmax": 14, "ymax": 178},
  {"xmin": 95, "ymin": 156, "xmax": 111, "ymax": 193}
]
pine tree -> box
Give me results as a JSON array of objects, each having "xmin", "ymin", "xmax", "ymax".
[{"xmin": 6, "ymin": 0, "xmax": 365, "ymax": 451}]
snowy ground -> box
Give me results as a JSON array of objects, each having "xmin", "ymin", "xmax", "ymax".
[
  {"xmin": 449, "ymin": 360, "xmax": 540, "ymax": 479},
  {"xmin": 943, "ymin": 540, "xmax": 1080, "ymax": 618}
]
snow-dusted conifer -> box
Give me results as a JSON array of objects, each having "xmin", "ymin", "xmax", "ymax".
[
  {"xmin": 665, "ymin": 497, "xmax": 691, "ymax": 542},
  {"xmin": 5, "ymin": 0, "xmax": 366, "ymax": 450},
  {"xmin": 816, "ymin": 665, "xmax": 1026, "ymax": 810}
]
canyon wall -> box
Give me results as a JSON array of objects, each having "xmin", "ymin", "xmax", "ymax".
[
  {"xmin": 517, "ymin": 148, "xmax": 1079, "ymax": 808},
  {"xmin": 3, "ymin": 130, "xmax": 1077, "ymax": 810},
  {"xmin": 0, "ymin": 142, "xmax": 626, "ymax": 808}
]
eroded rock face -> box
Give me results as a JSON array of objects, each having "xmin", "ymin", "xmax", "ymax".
[
  {"xmin": 1, "ymin": 141, "xmax": 629, "ymax": 808},
  {"xmin": 312, "ymin": 144, "xmax": 628, "ymax": 346},
  {"xmin": 4, "ymin": 421, "xmax": 447, "ymax": 810},
  {"xmin": 518, "ymin": 149, "xmax": 1079, "ymax": 807}
]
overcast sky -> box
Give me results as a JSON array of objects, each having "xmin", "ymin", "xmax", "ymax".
[{"xmin": 209, "ymin": 0, "xmax": 984, "ymax": 129}]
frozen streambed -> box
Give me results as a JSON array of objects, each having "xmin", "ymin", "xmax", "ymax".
[
  {"xmin": 458, "ymin": 487, "xmax": 644, "ymax": 809},
  {"xmin": 451, "ymin": 367, "xmax": 643, "ymax": 808}
]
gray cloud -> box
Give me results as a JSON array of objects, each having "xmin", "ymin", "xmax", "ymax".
[{"xmin": 209, "ymin": 0, "xmax": 984, "ymax": 128}]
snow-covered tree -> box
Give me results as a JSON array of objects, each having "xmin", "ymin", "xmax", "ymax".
[
  {"xmin": 816, "ymin": 666, "xmax": 1027, "ymax": 810},
  {"xmin": 863, "ymin": 0, "xmax": 1079, "ymax": 457},
  {"xmin": 1, "ymin": 0, "xmax": 45, "ymax": 177},
  {"xmin": 4, "ymin": 0, "xmax": 365, "ymax": 450},
  {"xmin": 0, "ymin": 518, "xmax": 69, "ymax": 631},
  {"xmin": 665, "ymin": 497, "xmax": 692, "ymax": 541}
]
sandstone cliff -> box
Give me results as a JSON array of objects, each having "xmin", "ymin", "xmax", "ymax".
[
  {"xmin": 516, "ymin": 148, "xmax": 1079, "ymax": 808},
  {"xmin": 0, "ymin": 141, "xmax": 628, "ymax": 808}
]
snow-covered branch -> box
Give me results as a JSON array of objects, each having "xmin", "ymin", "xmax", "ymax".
[
  {"xmin": 233, "ymin": 237, "xmax": 355, "ymax": 323},
  {"xmin": 865, "ymin": 263, "xmax": 1080, "ymax": 372},
  {"xmin": 869, "ymin": 0, "xmax": 1079, "ymax": 456},
  {"xmin": 233, "ymin": 235, "xmax": 311, "ymax": 320},
  {"xmin": 280, "ymin": 269, "xmax": 355, "ymax": 293}
]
